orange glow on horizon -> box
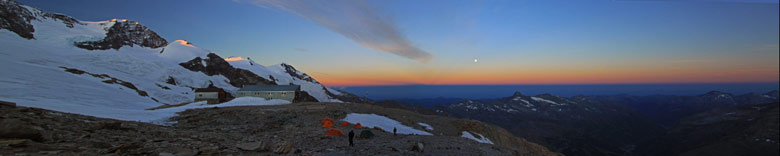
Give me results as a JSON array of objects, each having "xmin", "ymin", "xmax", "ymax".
[
  {"xmin": 312, "ymin": 66, "xmax": 779, "ymax": 87},
  {"xmin": 318, "ymin": 76, "xmax": 779, "ymax": 87}
]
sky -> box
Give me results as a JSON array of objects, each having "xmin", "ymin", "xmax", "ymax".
[{"xmin": 19, "ymin": 0, "xmax": 780, "ymax": 87}]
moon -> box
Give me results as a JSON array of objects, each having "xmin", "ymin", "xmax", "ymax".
[{"xmin": 474, "ymin": 58, "xmax": 478, "ymax": 63}]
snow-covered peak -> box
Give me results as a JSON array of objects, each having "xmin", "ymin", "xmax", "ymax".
[
  {"xmin": 74, "ymin": 18, "xmax": 167, "ymax": 50},
  {"xmin": 156, "ymin": 40, "xmax": 209, "ymax": 63},
  {"xmin": 1, "ymin": 0, "xmax": 351, "ymax": 124},
  {"xmin": 224, "ymin": 56, "xmax": 342, "ymax": 102},
  {"xmin": 270, "ymin": 63, "xmax": 317, "ymax": 83}
]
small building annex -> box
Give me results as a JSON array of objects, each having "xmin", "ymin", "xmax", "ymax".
[
  {"xmin": 237, "ymin": 85, "xmax": 300, "ymax": 102},
  {"xmin": 194, "ymin": 88, "xmax": 228, "ymax": 104}
]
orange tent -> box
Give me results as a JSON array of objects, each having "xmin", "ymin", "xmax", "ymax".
[
  {"xmin": 322, "ymin": 118, "xmax": 334, "ymax": 128},
  {"xmin": 340, "ymin": 122, "xmax": 350, "ymax": 127},
  {"xmin": 354, "ymin": 123, "xmax": 363, "ymax": 129},
  {"xmin": 325, "ymin": 128, "xmax": 344, "ymax": 136}
]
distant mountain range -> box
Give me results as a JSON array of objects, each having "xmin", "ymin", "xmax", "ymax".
[
  {"xmin": 591, "ymin": 90, "xmax": 779, "ymax": 126},
  {"xmin": 391, "ymin": 90, "xmax": 779, "ymax": 156},
  {"xmin": 636, "ymin": 102, "xmax": 779, "ymax": 156}
]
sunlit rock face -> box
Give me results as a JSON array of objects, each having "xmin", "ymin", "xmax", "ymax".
[{"xmin": 74, "ymin": 19, "xmax": 167, "ymax": 50}]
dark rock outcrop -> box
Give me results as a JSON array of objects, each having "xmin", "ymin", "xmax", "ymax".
[
  {"xmin": 180, "ymin": 53, "xmax": 276, "ymax": 88},
  {"xmin": 279, "ymin": 63, "xmax": 316, "ymax": 83},
  {"xmin": 74, "ymin": 20, "xmax": 167, "ymax": 50},
  {"xmin": 0, "ymin": 0, "xmax": 36, "ymax": 39},
  {"xmin": 1, "ymin": 0, "xmax": 82, "ymax": 39},
  {"xmin": 0, "ymin": 119, "xmax": 49, "ymax": 142},
  {"xmin": 293, "ymin": 90, "xmax": 318, "ymax": 102},
  {"xmin": 59, "ymin": 66, "xmax": 153, "ymax": 101}
]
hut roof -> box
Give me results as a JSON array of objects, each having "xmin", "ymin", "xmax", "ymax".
[{"xmin": 238, "ymin": 85, "xmax": 299, "ymax": 92}]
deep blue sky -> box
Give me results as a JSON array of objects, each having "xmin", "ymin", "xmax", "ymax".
[{"xmin": 19, "ymin": 0, "xmax": 780, "ymax": 86}]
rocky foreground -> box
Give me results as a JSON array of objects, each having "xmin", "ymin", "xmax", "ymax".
[{"xmin": 0, "ymin": 101, "xmax": 559, "ymax": 156}]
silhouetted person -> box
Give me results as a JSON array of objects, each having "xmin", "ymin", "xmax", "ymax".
[
  {"xmin": 348, "ymin": 130, "xmax": 355, "ymax": 147},
  {"xmin": 393, "ymin": 127, "xmax": 397, "ymax": 136}
]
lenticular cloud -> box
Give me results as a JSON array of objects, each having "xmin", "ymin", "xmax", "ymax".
[{"xmin": 248, "ymin": 0, "xmax": 434, "ymax": 63}]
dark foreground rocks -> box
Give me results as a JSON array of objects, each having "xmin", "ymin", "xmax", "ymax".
[{"xmin": 0, "ymin": 102, "xmax": 559, "ymax": 156}]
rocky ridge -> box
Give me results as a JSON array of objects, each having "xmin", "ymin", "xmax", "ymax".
[
  {"xmin": 74, "ymin": 19, "xmax": 167, "ymax": 50},
  {"xmin": 439, "ymin": 92, "xmax": 663, "ymax": 156},
  {"xmin": 1, "ymin": 0, "xmax": 82, "ymax": 39}
]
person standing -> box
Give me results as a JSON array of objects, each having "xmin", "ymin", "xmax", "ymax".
[
  {"xmin": 348, "ymin": 130, "xmax": 355, "ymax": 147},
  {"xmin": 393, "ymin": 127, "xmax": 397, "ymax": 136}
]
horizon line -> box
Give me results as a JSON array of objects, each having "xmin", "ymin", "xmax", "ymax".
[{"xmin": 326, "ymin": 81, "xmax": 780, "ymax": 87}]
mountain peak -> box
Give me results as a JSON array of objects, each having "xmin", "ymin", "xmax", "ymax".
[
  {"xmin": 512, "ymin": 91, "xmax": 525, "ymax": 97},
  {"xmin": 74, "ymin": 19, "xmax": 167, "ymax": 50},
  {"xmin": 702, "ymin": 90, "xmax": 731, "ymax": 97},
  {"xmin": 278, "ymin": 63, "xmax": 317, "ymax": 83},
  {"xmin": 535, "ymin": 93, "xmax": 554, "ymax": 98},
  {"xmin": 174, "ymin": 40, "xmax": 193, "ymax": 46},
  {"xmin": 1, "ymin": 0, "xmax": 82, "ymax": 39}
]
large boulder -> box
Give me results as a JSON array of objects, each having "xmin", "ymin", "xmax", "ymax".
[
  {"xmin": 236, "ymin": 141, "xmax": 268, "ymax": 151},
  {"xmin": 0, "ymin": 119, "xmax": 49, "ymax": 142}
]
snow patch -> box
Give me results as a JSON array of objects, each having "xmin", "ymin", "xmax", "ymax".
[
  {"xmin": 417, "ymin": 122, "xmax": 434, "ymax": 131},
  {"xmin": 342, "ymin": 113, "xmax": 432, "ymax": 135},
  {"xmin": 461, "ymin": 131, "xmax": 494, "ymax": 144},
  {"xmin": 147, "ymin": 97, "xmax": 291, "ymax": 124},
  {"xmin": 531, "ymin": 97, "xmax": 561, "ymax": 105}
]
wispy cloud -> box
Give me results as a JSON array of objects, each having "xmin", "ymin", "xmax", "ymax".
[
  {"xmin": 753, "ymin": 44, "xmax": 779, "ymax": 52},
  {"xmin": 245, "ymin": 0, "xmax": 434, "ymax": 63},
  {"xmin": 293, "ymin": 48, "xmax": 309, "ymax": 52},
  {"xmin": 670, "ymin": 58, "xmax": 713, "ymax": 63},
  {"xmin": 616, "ymin": 0, "xmax": 779, "ymax": 4}
]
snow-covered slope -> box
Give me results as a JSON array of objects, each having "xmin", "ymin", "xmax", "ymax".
[
  {"xmin": 0, "ymin": 0, "xmax": 342, "ymax": 122},
  {"xmin": 461, "ymin": 131, "xmax": 494, "ymax": 144},
  {"xmin": 224, "ymin": 57, "xmax": 342, "ymax": 102},
  {"xmin": 342, "ymin": 113, "xmax": 432, "ymax": 135}
]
